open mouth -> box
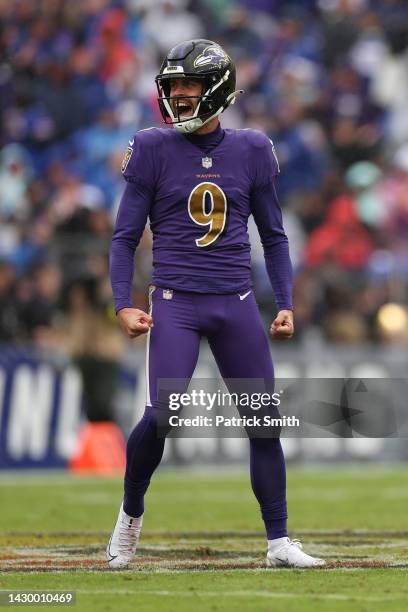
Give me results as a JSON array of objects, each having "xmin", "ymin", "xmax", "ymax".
[{"xmin": 174, "ymin": 99, "xmax": 195, "ymax": 119}]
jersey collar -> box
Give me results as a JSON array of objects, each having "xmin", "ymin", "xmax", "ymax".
[{"xmin": 182, "ymin": 124, "xmax": 225, "ymax": 153}]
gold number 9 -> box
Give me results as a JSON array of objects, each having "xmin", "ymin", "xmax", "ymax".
[{"xmin": 188, "ymin": 182, "xmax": 227, "ymax": 247}]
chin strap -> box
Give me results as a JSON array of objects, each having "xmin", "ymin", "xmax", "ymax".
[
  {"xmin": 174, "ymin": 89, "xmax": 245, "ymax": 134},
  {"xmin": 226, "ymin": 89, "xmax": 245, "ymax": 105},
  {"xmin": 174, "ymin": 117, "xmax": 205, "ymax": 134}
]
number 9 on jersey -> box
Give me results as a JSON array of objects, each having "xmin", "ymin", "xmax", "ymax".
[{"xmin": 188, "ymin": 182, "xmax": 227, "ymax": 247}]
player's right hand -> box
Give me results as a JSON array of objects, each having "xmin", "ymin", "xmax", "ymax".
[{"xmin": 117, "ymin": 308, "xmax": 153, "ymax": 338}]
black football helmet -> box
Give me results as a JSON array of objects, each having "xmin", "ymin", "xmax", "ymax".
[{"xmin": 155, "ymin": 39, "xmax": 243, "ymax": 133}]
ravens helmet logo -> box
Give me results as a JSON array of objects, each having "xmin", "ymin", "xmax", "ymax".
[{"xmin": 193, "ymin": 45, "xmax": 230, "ymax": 69}]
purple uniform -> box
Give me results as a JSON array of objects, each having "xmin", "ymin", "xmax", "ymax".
[
  {"xmin": 110, "ymin": 125, "xmax": 293, "ymax": 311},
  {"xmin": 110, "ymin": 124, "xmax": 291, "ymax": 541}
]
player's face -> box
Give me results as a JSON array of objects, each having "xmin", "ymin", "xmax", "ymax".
[{"xmin": 169, "ymin": 78, "xmax": 203, "ymax": 119}]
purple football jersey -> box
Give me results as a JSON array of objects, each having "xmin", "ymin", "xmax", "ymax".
[{"xmin": 110, "ymin": 124, "xmax": 293, "ymax": 312}]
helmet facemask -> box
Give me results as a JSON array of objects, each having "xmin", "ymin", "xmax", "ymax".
[{"xmin": 156, "ymin": 69, "xmax": 236, "ymax": 134}]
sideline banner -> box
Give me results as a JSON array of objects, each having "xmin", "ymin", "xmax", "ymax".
[{"xmin": 0, "ymin": 347, "xmax": 83, "ymax": 469}]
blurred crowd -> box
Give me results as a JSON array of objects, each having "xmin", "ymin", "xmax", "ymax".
[{"xmin": 1, "ymin": 0, "xmax": 408, "ymax": 351}]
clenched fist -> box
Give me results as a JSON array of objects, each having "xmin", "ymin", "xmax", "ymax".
[
  {"xmin": 270, "ymin": 309, "xmax": 294, "ymax": 340},
  {"xmin": 117, "ymin": 307, "xmax": 153, "ymax": 338}
]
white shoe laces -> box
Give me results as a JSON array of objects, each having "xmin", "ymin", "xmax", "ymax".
[
  {"xmin": 285, "ymin": 538, "xmax": 324, "ymax": 563},
  {"xmin": 117, "ymin": 519, "xmax": 142, "ymax": 557},
  {"xmin": 288, "ymin": 538, "xmax": 303, "ymax": 550}
]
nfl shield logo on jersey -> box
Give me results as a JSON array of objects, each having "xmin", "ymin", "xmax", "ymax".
[
  {"xmin": 202, "ymin": 157, "xmax": 213, "ymax": 169},
  {"xmin": 163, "ymin": 289, "xmax": 173, "ymax": 300}
]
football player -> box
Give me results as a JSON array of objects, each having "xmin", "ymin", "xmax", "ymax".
[{"xmin": 107, "ymin": 39, "xmax": 325, "ymax": 569}]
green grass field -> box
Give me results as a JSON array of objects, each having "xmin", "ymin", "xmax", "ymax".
[{"xmin": 1, "ymin": 467, "xmax": 408, "ymax": 611}]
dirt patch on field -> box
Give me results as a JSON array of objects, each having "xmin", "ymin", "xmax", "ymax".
[
  {"xmin": 1, "ymin": 553, "xmax": 407, "ymax": 573},
  {"xmin": 1, "ymin": 530, "xmax": 407, "ymax": 573}
]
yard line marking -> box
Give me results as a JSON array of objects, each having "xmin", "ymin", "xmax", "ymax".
[{"xmin": 4, "ymin": 565, "xmax": 408, "ymax": 575}]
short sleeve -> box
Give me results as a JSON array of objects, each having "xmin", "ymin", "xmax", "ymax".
[{"xmin": 121, "ymin": 129, "xmax": 157, "ymax": 193}]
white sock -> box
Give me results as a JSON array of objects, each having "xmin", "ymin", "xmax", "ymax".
[{"xmin": 268, "ymin": 536, "xmax": 289, "ymax": 551}]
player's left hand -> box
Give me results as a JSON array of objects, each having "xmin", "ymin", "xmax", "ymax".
[{"xmin": 270, "ymin": 310, "xmax": 294, "ymax": 340}]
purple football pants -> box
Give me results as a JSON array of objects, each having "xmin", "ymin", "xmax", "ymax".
[{"xmin": 124, "ymin": 288, "xmax": 288, "ymax": 540}]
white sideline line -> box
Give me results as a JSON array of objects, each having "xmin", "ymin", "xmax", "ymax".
[
  {"xmin": 4, "ymin": 567, "xmax": 408, "ymax": 576},
  {"xmin": 75, "ymin": 589, "xmax": 405, "ymax": 602}
]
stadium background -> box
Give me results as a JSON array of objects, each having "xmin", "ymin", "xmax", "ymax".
[{"xmin": 0, "ymin": 0, "xmax": 408, "ymax": 470}]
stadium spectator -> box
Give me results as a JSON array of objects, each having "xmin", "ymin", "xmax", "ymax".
[{"xmin": 0, "ymin": 0, "xmax": 406, "ymax": 349}]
